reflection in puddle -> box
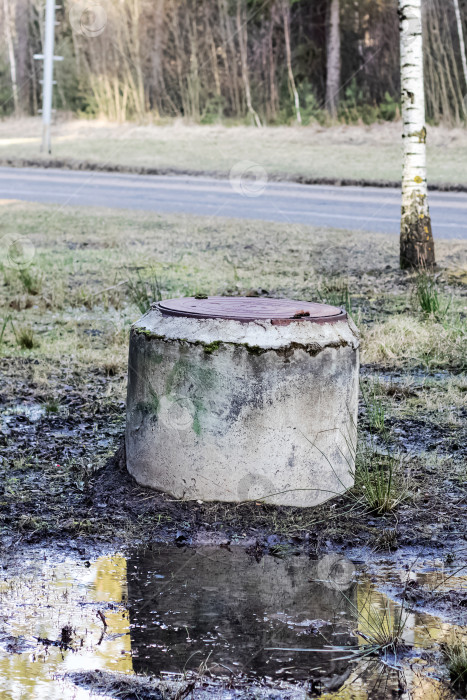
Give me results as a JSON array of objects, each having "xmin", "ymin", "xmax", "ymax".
[
  {"xmin": 1, "ymin": 403, "xmax": 46, "ymax": 426},
  {"xmin": 412, "ymin": 567, "xmax": 467, "ymax": 594},
  {"xmin": 0, "ymin": 554, "xmax": 131, "ymax": 699},
  {"xmin": 0, "ymin": 546, "xmax": 466, "ymax": 699},
  {"xmin": 128, "ymin": 547, "xmax": 356, "ymax": 681}
]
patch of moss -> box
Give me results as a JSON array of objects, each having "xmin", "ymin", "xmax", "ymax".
[
  {"xmin": 198, "ymin": 340, "xmax": 221, "ymax": 354},
  {"xmin": 149, "ymin": 386, "xmax": 160, "ymax": 414},
  {"xmin": 192, "ymin": 413, "xmax": 202, "ymax": 436},
  {"xmin": 135, "ymin": 386, "xmax": 160, "ymax": 416},
  {"xmin": 134, "ymin": 328, "xmax": 166, "ymax": 340},
  {"xmin": 244, "ymin": 344, "xmax": 267, "ymax": 356}
]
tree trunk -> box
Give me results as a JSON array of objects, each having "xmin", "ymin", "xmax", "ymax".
[
  {"xmin": 281, "ymin": 0, "xmax": 301, "ymax": 124},
  {"xmin": 218, "ymin": 0, "xmax": 241, "ymax": 117},
  {"xmin": 399, "ymin": 0, "xmax": 435, "ymax": 269},
  {"xmin": 3, "ymin": 0, "xmax": 19, "ymax": 114},
  {"xmin": 236, "ymin": 0, "xmax": 262, "ymax": 127},
  {"xmin": 15, "ymin": 0, "xmax": 30, "ymax": 113},
  {"xmin": 453, "ymin": 0, "xmax": 467, "ymax": 92},
  {"xmin": 150, "ymin": 0, "xmax": 166, "ymax": 116},
  {"xmin": 326, "ymin": 0, "xmax": 340, "ymax": 119}
]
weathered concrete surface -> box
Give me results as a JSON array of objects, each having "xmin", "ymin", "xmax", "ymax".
[{"xmin": 126, "ymin": 305, "xmax": 359, "ymax": 507}]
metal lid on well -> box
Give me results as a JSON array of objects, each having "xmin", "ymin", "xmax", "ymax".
[{"xmin": 157, "ymin": 297, "xmax": 346, "ymax": 324}]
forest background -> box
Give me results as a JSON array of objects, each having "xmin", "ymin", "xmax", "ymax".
[{"xmin": 1, "ymin": 0, "xmax": 466, "ymax": 127}]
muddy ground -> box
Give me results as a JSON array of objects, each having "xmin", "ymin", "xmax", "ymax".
[
  {"xmin": 0, "ymin": 201, "xmax": 466, "ymax": 697},
  {"xmin": 0, "ymin": 329, "xmax": 465, "ymax": 633},
  {"xmin": 1, "ymin": 355, "xmax": 465, "ymax": 567}
]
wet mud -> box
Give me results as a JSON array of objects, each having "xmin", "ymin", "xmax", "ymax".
[{"xmin": 1, "ymin": 545, "xmax": 466, "ymax": 699}]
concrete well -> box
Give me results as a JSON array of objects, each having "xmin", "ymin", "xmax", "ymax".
[{"xmin": 126, "ymin": 297, "xmax": 359, "ymax": 507}]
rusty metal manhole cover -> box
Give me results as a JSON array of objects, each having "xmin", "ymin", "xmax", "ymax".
[{"xmin": 157, "ymin": 297, "xmax": 346, "ymax": 324}]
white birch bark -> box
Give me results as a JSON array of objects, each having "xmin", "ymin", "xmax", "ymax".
[{"xmin": 399, "ymin": 0, "xmax": 435, "ymax": 268}]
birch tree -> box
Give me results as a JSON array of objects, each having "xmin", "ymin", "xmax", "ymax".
[{"xmin": 399, "ymin": 0, "xmax": 435, "ymax": 269}]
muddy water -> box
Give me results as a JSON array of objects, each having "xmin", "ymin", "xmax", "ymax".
[{"xmin": 0, "ymin": 546, "xmax": 465, "ymax": 699}]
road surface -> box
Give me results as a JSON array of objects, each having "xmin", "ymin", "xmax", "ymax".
[{"xmin": 0, "ymin": 166, "xmax": 466, "ymax": 239}]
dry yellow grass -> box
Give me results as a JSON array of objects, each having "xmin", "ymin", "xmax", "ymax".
[
  {"xmin": 2, "ymin": 118, "xmax": 467, "ymax": 185},
  {"xmin": 362, "ymin": 316, "xmax": 466, "ymax": 371}
]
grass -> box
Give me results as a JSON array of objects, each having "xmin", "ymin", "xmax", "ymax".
[
  {"xmin": 362, "ymin": 315, "xmax": 466, "ymax": 371},
  {"xmin": 0, "ymin": 200, "xmax": 463, "ymax": 423},
  {"xmin": 373, "ymin": 374, "xmax": 466, "ymax": 431},
  {"xmin": 414, "ymin": 270, "xmax": 452, "ymax": 317},
  {"xmin": 415, "ymin": 271, "xmax": 441, "ymax": 314},
  {"xmin": 0, "ymin": 314, "xmax": 15, "ymax": 347},
  {"xmin": 361, "ymin": 380, "xmax": 386, "ymax": 433},
  {"xmin": 43, "ymin": 397, "xmax": 61, "ymax": 415},
  {"xmin": 4, "ymin": 118, "xmax": 467, "ymax": 186},
  {"xmin": 354, "ymin": 591, "xmax": 409, "ymax": 658},
  {"xmin": 17, "ymin": 326, "xmax": 37, "ymax": 349},
  {"xmin": 0, "ymin": 200, "xmax": 464, "ymax": 546},
  {"xmin": 442, "ymin": 632, "xmax": 467, "ymax": 695},
  {"xmin": 267, "ymin": 585, "xmax": 410, "ymax": 662},
  {"xmin": 318, "ymin": 276, "xmax": 352, "ymax": 315},
  {"xmin": 126, "ymin": 267, "xmax": 163, "ymax": 315},
  {"xmin": 354, "ymin": 446, "xmax": 407, "ymax": 515},
  {"xmin": 18, "ymin": 267, "xmax": 42, "ymax": 296}
]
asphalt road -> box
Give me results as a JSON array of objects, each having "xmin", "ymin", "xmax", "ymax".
[{"xmin": 1, "ymin": 166, "xmax": 466, "ymax": 239}]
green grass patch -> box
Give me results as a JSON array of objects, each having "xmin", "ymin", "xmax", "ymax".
[{"xmin": 354, "ymin": 446, "xmax": 408, "ymax": 515}]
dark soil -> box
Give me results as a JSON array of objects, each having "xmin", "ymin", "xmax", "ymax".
[
  {"xmin": 67, "ymin": 669, "xmax": 313, "ymax": 699},
  {"xmin": 402, "ymin": 583, "xmax": 467, "ymax": 625},
  {"xmin": 67, "ymin": 671, "xmax": 164, "ymax": 700},
  {"xmin": 385, "ymin": 415, "xmax": 466, "ymax": 458},
  {"xmin": 0, "ymin": 351, "xmax": 466, "ymax": 634},
  {"xmin": 0, "ymin": 355, "xmax": 465, "ymax": 552}
]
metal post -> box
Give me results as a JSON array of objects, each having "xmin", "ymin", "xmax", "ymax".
[{"xmin": 41, "ymin": 0, "xmax": 56, "ymax": 153}]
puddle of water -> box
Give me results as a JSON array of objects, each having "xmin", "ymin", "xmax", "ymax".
[
  {"xmin": 0, "ymin": 547, "xmax": 465, "ymax": 699},
  {"xmin": 0, "ymin": 554, "xmax": 131, "ymax": 699},
  {"xmin": 1, "ymin": 403, "xmax": 46, "ymax": 426},
  {"xmin": 416, "ymin": 569, "xmax": 467, "ymax": 593},
  {"xmin": 376, "ymin": 560, "xmax": 467, "ymax": 594}
]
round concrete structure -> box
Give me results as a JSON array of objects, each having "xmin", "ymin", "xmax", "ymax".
[{"xmin": 125, "ymin": 297, "xmax": 359, "ymax": 507}]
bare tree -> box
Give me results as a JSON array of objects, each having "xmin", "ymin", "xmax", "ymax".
[
  {"xmin": 281, "ymin": 0, "xmax": 301, "ymax": 124},
  {"xmin": 148, "ymin": 0, "xmax": 166, "ymax": 116},
  {"xmin": 3, "ymin": 0, "xmax": 466, "ymax": 126},
  {"xmin": 15, "ymin": 0, "xmax": 30, "ymax": 113},
  {"xmin": 399, "ymin": 0, "xmax": 435, "ymax": 269},
  {"xmin": 326, "ymin": 0, "xmax": 340, "ymax": 119},
  {"xmin": 3, "ymin": 0, "xmax": 19, "ymax": 114},
  {"xmin": 453, "ymin": 0, "xmax": 467, "ymax": 91},
  {"xmin": 236, "ymin": 0, "xmax": 262, "ymax": 127}
]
